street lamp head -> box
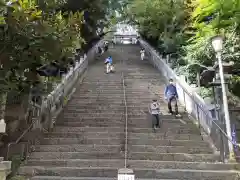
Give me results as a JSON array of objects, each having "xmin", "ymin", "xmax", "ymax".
[{"xmin": 211, "ymin": 35, "xmax": 224, "ymax": 52}]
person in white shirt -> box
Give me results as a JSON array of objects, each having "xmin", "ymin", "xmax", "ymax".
[
  {"xmin": 149, "ymin": 97, "xmax": 161, "ymax": 131},
  {"xmin": 140, "ymin": 48, "xmax": 145, "ymax": 60}
]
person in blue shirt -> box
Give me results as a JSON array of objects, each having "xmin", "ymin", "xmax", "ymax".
[
  {"xmin": 164, "ymin": 78, "xmax": 181, "ymax": 117},
  {"xmin": 105, "ymin": 56, "xmax": 112, "ymax": 64},
  {"xmin": 104, "ymin": 56, "xmax": 113, "ymax": 73}
]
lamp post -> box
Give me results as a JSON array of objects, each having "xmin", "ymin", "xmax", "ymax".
[{"xmin": 211, "ymin": 35, "xmax": 234, "ymax": 161}]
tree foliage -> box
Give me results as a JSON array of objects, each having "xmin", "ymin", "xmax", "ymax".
[
  {"xmin": 0, "ymin": 0, "xmax": 114, "ymax": 94},
  {"xmin": 0, "ymin": 0, "xmax": 86, "ymax": 93},
  {"xmin": 0, "ymin": 0, "xmax": 114, "ymax": 122},
  {"xmin": 126, "ymin": 0, "xmax": 240, "ymax": 97}
]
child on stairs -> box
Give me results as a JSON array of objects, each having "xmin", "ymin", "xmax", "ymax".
[{"xmin": 149, "ymin": 97, "xmax": 161, "ymax": 132}]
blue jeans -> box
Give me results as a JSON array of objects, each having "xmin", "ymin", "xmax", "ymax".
[
  {"xmin": 152, "ymin": 114, "xmax": 160, "ymax": 128},
  {"xmin": 168, "ymin": 96, "xmax": 178, "ymax": 114}
]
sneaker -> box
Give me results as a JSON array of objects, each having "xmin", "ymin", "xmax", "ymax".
[
  {"xmin": 176, "ymin": 114, "xmax": 181, "ymax": 117},
  {"xmin": 153, "ymin": 128, "xmax": 156, "ymax": 133},
  {"xmin": 152, "ymin": 126, "xmax": 156, "ymax": 132}
]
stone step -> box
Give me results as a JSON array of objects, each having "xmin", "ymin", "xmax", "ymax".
[
  {"xmin": 56, "ymin": 120, "xmax": 191, "ymax": 127},
  {"xmin": 75, "ymin": 93, "xmax": 164, "ymax": 97},
  {"xmin": 128, "ymin": 160, "xmax": 240, "ymax": 171},
  {"xmin": 69, "ymin": 99, "xmax": 153, "ymax": 104},
  {"xmin": 66, "ymin": 100, "xmax": 125, "ymax": 104},
  {"xmin": 76, "ymin": 90, "xmax": 164, "ymax": 94},
  {"xmin": 40, "ymin": 137, "xmax": 122, "ymax": 145},
  {"xmin": 81, "ymin": 82, "xmax": 122, "ymax": 84},
  {"xmin": 33, "ymin": 144, "xmax": 122, "ymax": 153},
  {"xmin": 64, "ymin": 105, "xmax": 171, "ymax": 110},
  {"xmin": 66, "ymin": 101, "xmax": 177, "ymax": 106},
  {"xmin": 125, "ymin": 76, "xmax": 161, "ymax": 79},
  {"xmin": 28, "ymin": 152, "xmax": 217, "ymax": 162},
  {"xmin": 40, "ymin": 138, "xmax": 208, "ymax": 147},
  {"xmin": 62, "ymin": 106, "xmax": 180, "ymax": 112},
  {"xmin": 70, "ymin": 96, "xmax": 153, "ymax": 100},
  {"xmin": 62, "ymin": 109, "xmax": 125, "ymax": 114},
  {"xmin": 25, "ymin": 159, "xmax": 240, "ymax": 171},
  {"xmin": 31, "ymin": 176, "xmax": 178, "ymax": 180},
  {"xmin": 61, "ymin": 109, "xmax": 180, "ymax": 114},
  {"xmin": 82, "ymin": 80, "xmax": 123, "ymax": 82},
  {"xmin": 55, "ymin": 122, "xmax": 195, "ymax": 129},
  {"xmin": 77, "ymin": 87, "xmax": 123, "ymax": 90},
  {"xmin": 53, "ymin": 126, "xmax": 200, "ymax": 134},
  {"xmin": 53, "ymin": 126, "xmax": 123, "ymax": 133},
  {"xmin": 28, "ymin": 152, "xmax": 123, "ymax": 160},
  {"xmin": 128, "ymin": 152, "xmax": 218, "ymax": 161},
  {"xmin": 32, "ymin": 144, "xmax": 212, "ymax": 154},
  {"xmin": 58, "ymin": 116, "xmax": 190, "ymax": 122},
  {"xmin": 66, "ymin": 100, "xmax": 166, "ymax": 105},
  {"xmin": 64, "ymin": 107, "xmax": 185, "ymax": 113},
  {"xmin": 67, "ymin": 100, "xmax": 156, "ymax": 104},
  {"xmin": 60, "ymin": 113, "xmax": 186, "ymax": 118},
  {"xmin": 45, "ymin": 132, "xmax": 203, "ymax": 141},
  {"xmin": 19, "ymin": 167, "xmax": 239, "ymax": 179},
  {"xmin": 56, "ymin": 121, "xmax": 125, "ymax": 127},
  {"xmin": 64, "ymin": 104, "xmax": 146, "ymax": 107},
  {"xmin": 128, "ymin": 145, "xmax": 212, "ymax": 154},
  {"xmin": 74, "ymin": 94, "xmax": 124, "ymax": 98},
  {"xmin": 77, "ymin": 88, "xmax": 163, "ymax": 92}
]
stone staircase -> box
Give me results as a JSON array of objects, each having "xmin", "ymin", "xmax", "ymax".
[{"xmin": 18, "ymin": 45, "xmax": 240, "ymax": 179}]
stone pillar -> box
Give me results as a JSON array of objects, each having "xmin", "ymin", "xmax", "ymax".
[
  {"xmin": 0, "ymin": 159, "xmax": 11, "ymax": 180},
  {"xmin": 0, "ymin": 119, "xmax": 6, "ymax": 133}
]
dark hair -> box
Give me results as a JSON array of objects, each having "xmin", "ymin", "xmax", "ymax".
[{"xmin": 169, "ymin": 78, "xmax": 173, "ymax": 82}]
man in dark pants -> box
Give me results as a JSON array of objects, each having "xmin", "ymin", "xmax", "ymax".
[{"xmin": 164, "ymin": 79, "xmax": 181, "ymax": 117}]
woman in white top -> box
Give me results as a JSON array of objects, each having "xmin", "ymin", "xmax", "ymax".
[{"xmin": 140, "ymin": 48, "xmax": 145, "ymax": 60}]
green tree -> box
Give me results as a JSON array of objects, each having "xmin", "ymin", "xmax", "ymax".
[
  {"xmin": 125, "ymin": 0, "xmax": 240, "ymax": 99},
  {"xmin": 127, "ymin": 0, "xmax": 189, "ymax": 55},
  {"xmin": 0, "ymin": 0, "xmax": 85, "ymax": 119}
]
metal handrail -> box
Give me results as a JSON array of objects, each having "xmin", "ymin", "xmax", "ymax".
[
  {"xmin": 121, "ymin": 47, "xmax": 128, "ymax": 168},
  {"xmin": 180, "ymin": 83, "xmax": 239, "ymax": 147},
  {"xmin": 122, "ymin": 71, "xmax": 128, "ymax": 168},
  {"xmin": 174, "ymin": 62, "xmax": 239, "ymax": 148},
  {"xmin": 140, "ymin": 39, "xmax": 239, "ymax": 161},
  {"xmin": 6, "ymin": 107, "xmax": 38, "ymax": 160}
]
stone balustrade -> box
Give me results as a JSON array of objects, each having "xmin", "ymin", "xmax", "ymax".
[
  {"xmin": 4, "ymin": 40, "xmax": 104, "ymax": 180},
  {"xmin": 139, "ymin": 39, "xmax": 229, "ymax": 154}
]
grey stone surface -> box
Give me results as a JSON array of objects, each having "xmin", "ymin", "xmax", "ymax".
[
  {"xmin": 18, "ymin": 166, "xmax": 240, "ymax": 179},
  {"xmin": 31, "ymin": 176, "xmax": 179, "ymax": 180}
]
